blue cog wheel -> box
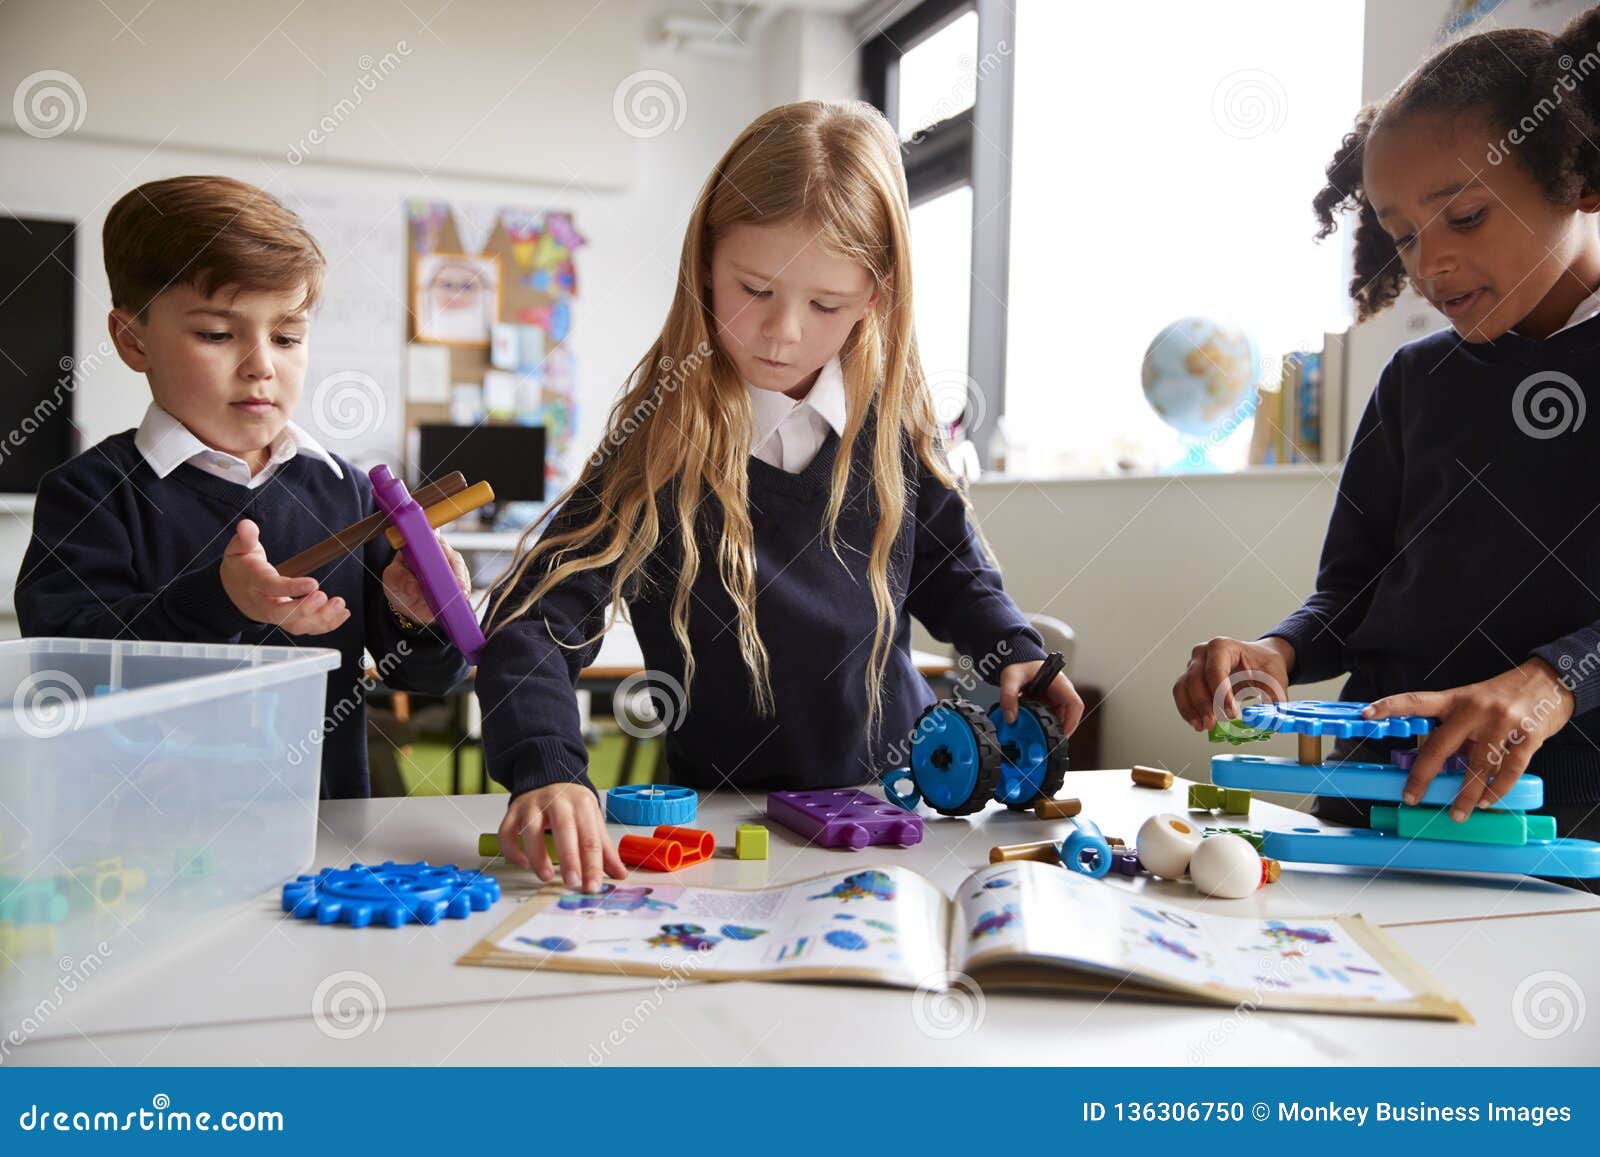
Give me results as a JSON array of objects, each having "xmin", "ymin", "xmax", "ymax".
[
  {"xmin": 909, "ymin": 701, "xmax": 1001, "ymax": 816},
  {"xmin": 1238, "ymin": 700, "xmax": 1435, "ymax": 740},
  {"xmin": 282, "ymin": 861, "xmax": 500, "ymax": 928},
  {"xmin": 605, "ymin": 784, "xmax": 698, "ymax": 826},
  {"xmin": 989, "ymin": 702, "xmax": 1068, "ymax": 809}
]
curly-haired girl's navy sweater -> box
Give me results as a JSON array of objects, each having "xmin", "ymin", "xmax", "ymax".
[
  {"xmin": 477, "ymin": 425, "xmax": 1045, "ymax": 799},
  {"xmin": 1266, "ymin": 319, "xmax": 1600, "ymax": 803},
  {"xmin": 15, "ymin": 432, "xmax": 469, "ymax": 799}
]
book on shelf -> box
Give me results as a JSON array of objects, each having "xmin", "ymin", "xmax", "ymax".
[{"xmin": 1248, "ymin": 330, "xmax": 1348, "ymax": 466}]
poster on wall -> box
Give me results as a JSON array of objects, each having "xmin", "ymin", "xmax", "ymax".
[{"xmin": 414, "ymin": 252, "xmax": 503, "ymax": 346}]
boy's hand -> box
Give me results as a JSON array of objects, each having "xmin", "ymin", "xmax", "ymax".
[
  {"xmin": 1173, "ymin": 635, "xmax": 1294, "ymax": 731},
  {"xmin": 383, "ymin": 534, "xmax": 471, "ymax": 625},
  {"xmin": 499, "ymin": 783, "xmax": 627, "ymax": 893},
  {"xmin": 221, "ymin": 519, "xmax": 350, "ymax": 635},
  {"xmin": 999, "ymin": 659, "xmax": 1085, "ymax": 734},
  {"xmin": 1364, "ymin": 658, "xmax": 1576, "ymax": 820}
]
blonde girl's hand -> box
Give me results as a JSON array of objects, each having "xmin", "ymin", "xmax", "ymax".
[
  {"xmin": 998, "ymin": 659, "xmax": 1084, "ymax": 735},
  {"xmin": 499, "ymin": 782, "xmax": 627, "ymax": 893}
]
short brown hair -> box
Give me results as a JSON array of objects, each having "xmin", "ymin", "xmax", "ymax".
[{"xmin": 102, "ymin": 175, "xmax": 325, "ymax": 316}]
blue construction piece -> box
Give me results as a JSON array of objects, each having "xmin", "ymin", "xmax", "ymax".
[
  {"xmin": 989, "ymin": 704, "xmax": 1062, "ymax": 807},
  {"xmin": 1212, "ymin": 754, "xmax": 1545, "ymax": 811},
  {"xmin": 1261, "ymin": 826, "xmax": 1600, "ymax": 879},
  {"xmin": 1238, "ymin": 699, "xmax": 1434, "ymax": 740},
  {"xmin": 910, "ymin": 703, "xmax": 993, "ymax": 813},
  {"xmin": 1058, "ymin": 817, "xmax": 1113, "ymax": 879},
  {"xmin": 281, "ymin": 861, "xmax": 500, "ymax": 928},
  {"xmin": 880, "ymin": 767, "xmax": 921, "ymax": 812},
  {"xmin": 605, "ymin": 785, "xmax": 697, "ymax": 826}
]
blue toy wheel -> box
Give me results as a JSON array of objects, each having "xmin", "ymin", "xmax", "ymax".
[
  {"xmin": 988, "ymin": 702, "xmax": 1068, "ymax": 809},
  {"xmin": 909, "ymin": 701, "xmax": 1002, "ymax": 816},
  {"xmin": 605, "ymin": 784, "xmax": 698, "ymax": 826}
]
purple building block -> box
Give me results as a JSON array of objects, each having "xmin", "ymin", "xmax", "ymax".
[
  {"xmin": 1390, "ymin": 747, "xmax": 1469, "ymax": 773},
  {"xmin": 766, "ymin": 788, "xmax": 924, "ymax": 850}
]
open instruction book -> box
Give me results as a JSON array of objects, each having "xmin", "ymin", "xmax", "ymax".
[{"xmin": 458, "ymin": 860, "xmax": 1468, "ymax": 1021}]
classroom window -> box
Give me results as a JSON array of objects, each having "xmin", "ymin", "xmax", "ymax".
[
  {"xmin": 896, "ymin": 9, "xmax": 979, "ymax": 142},
  {"xmin": 1003, "ymin": 0, "xmax": 1364, "ymax": 476},
  {"xmin": 909, "ymin": 183, "xmax": 974, "ymax": 400}
]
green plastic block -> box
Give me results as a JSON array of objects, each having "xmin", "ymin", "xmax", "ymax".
[
  {"xmin": 1208, "ymin": 720, "xmax": 1269, "ymax": 745},
  {"xmin": 480, "ymin": 832, "xmax": 558, "ymax": 862},
  {"xmin": 1368, "ymin": 805, "xmax": 1556, "ymax": 846},
  {"xmin": 1188, "ymin": 784, "xmax": 1252, "ymax": 814},
  {"xmin": 735, "ymin": 824, "xmax": 768, "ymax": 861},
  {"xmin": 1201, "ymin": 826, "xmax": 1264, "ymax": 851},
  {"xmin": 0, "ymin": 878, "xmax": 67, "ymax": 924}
]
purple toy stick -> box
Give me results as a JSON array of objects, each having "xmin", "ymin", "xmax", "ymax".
[
  {"xmin": 369, "ymin": 465, "xmax": 485, "ymax": 664},
  {"xmin": 766, "ymin": 788, "xmax": 924, "ymax": 850}
]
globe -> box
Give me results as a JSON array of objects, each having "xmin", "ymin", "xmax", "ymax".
[{"xmin": 1140, "ymin": 317, "xmax": 1260, "ymax": 447}]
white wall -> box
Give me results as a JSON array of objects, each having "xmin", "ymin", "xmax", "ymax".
[{"xmin": 0, "ymin": 0, "xmax": 862, "ymax": 611}]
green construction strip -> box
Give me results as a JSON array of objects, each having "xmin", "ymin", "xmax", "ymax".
[{"xmin": 1368, "ymin": 805, "xmax": 1555, "ymax": 846}]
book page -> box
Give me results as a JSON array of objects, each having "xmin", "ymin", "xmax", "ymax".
[
  {"xmin": 460, "ymin": 865, "xmax": 949, "ymax": 988},
  {"xmin": 955, "ymin": 861, "xmax": 1418, "ymax": 1004}
]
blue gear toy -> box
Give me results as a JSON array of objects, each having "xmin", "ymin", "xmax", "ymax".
[
  {"xmin": 605, "ymin": 784, "xmax": 698, "ymax": 826},
  {"xmin": 282, "ymin": 861, "xmax": 500, "ymax": 928},
  {"xmin": 1238, "ymin": 699, "xmax": 1435, "ymax": 740}
]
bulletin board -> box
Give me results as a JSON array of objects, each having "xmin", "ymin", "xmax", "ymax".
[{"xmin": 404, "ymin": 199, "xmax": 584, "ymax": 496}]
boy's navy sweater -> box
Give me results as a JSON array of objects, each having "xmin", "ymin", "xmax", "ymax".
[
  {"xmin": 1267, "ymin": 319, "xmax": 1600, "ymax": 803},
  {"xmin": 15, "ymin": 432, "xmax": 469, "ymax": 799},
  {"xmin": 478, "ymin": 419, "xmax": 1045, "ymax": 799}
]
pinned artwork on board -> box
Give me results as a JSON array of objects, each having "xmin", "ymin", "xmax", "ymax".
[{"xmin": 415, "ymin": 253, "xmax": 502, "ymax": 346}]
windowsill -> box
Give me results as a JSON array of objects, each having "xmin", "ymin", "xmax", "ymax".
[{"xmin": 971, "ymin": 463, "xmax": 1341, "ymax": 486}]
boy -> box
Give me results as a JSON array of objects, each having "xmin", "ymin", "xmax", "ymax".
[{"xmin": 15, "ymin": 175, "xmax": 470, "ymax": 798}]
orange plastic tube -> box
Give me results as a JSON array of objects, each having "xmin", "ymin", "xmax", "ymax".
[
  {"xmin": 654, "ymin": 825, "xmax": 714, "ymax": 864},
  {"xmin": 618, "ymin": 834, "xmax": 684, "ymax": 872}
]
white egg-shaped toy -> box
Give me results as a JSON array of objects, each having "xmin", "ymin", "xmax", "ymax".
[
  {"xmin": 1190, "ymin": 834, "xmax": 1262, "ymax": 899},
  {"xmin": 1136, "ymin": 813, "xmax": 1202, "ymax": 879}
]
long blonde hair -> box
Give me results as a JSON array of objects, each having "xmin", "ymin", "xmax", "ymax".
[{"xmin": 488, "ymin": 99, "xmax": 961, "ymax": 736}]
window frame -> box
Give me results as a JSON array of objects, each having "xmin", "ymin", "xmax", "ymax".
[{"xmin": 863, "ymin": 0, "xmax": 1017, "ymax": 467}]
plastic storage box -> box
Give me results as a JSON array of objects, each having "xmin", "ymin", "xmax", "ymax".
[{"xmin": 0, "ymin": 639, "xmax": 339, "ymax": 1031}]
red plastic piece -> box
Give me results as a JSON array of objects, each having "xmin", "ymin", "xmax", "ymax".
[{"xmin": 617, "ymin": 825, "xmax": 715, "ymax": 871}]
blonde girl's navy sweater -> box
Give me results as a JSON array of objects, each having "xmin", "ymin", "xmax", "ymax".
[
  {"xmin": 1266, "ymin": 318, "xmax": 1600, "ymax": 803},
  {"xmin": 477, "ymin": 424, "xmax": 1045, "ymax": 799}
]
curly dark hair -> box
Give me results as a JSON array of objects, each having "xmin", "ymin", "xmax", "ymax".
[{"xmin": 1315, "ymin": 6, "xmax": 1600, "ymax": 320}]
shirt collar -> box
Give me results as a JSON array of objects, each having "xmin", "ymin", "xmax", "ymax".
[
  {"xmin": 744, "ymin": 357, "xmax": 848, "ymax": 446},
  {"xmin": 1554, "ymin": 287, "xmax": 1600, "ymax": 336},
  {"xmin": 134, "ymin": 402, "xmax": 343, "ymax": 481}
]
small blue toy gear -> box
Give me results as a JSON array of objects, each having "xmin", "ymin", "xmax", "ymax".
[
  {"xmin": 281, "ymin": 861, "xmax": 500, "ymax": 928},
  {"xmin": 605, "ymin": 784, "xmax": 698, "ymax": 826},
  {"xmin": 1237, "ymin": 700, "xmax": 1435, "ymax": 740}
]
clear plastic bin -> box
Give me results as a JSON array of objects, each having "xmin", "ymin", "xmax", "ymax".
[{"xmin": 0, "ymin": 639, "xmax": 340, "ymax": 1036}]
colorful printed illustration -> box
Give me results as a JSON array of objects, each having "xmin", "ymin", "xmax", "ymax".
[
  {"xmin": 647, "ymin": 922, "xmax": 720, "ymax": 952},
  {"xmin": 809, "ymin": 870, "xmax": 895, "ymax": 903},
  {"xmin": 1146, "ymin": 931, "xmax": 1199, "ymax": 962},
  {"xmin": 824, "ymin": 929, "xmax": 869, "ymax": 951},
  {"xmin": 719, "ymin": 924, "xmax": 767, "ymax": 941},
  {"xmin": 1261, "ymin": 920, "xmax": 1334, "ymax": 949},
  {"xmin": 557, "ymin": 884, "xmax": 676, "ymax": 914},
  {"xmin": 970, "ymin": 903, "xmax": 1020, "ymax": 941},
  {"xmin": 515, "ymin": 936, "xmax": 577, "ymax": 953},
  {"xmin": 862, "ymin": 918, "xmax": 896, "ymax": 934}
]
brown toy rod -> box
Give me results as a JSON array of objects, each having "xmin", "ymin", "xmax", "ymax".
[
  {"xmin": 276, "ymin": 471, "xmax": 468, "ymax": 578},
  {"xmin": 384, "ymin": 481, "xmax": 495, "ymax": 549}
]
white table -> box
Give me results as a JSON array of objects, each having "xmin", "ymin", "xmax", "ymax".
[{"xmin": 13, "ymin": 772, "xmax": 1600, "ymax": 1065}]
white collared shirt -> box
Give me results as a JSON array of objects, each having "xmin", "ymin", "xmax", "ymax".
[
  {"xmin": 134, "ymin": 402, "xmax": 344, "ymax": 489},
  {"xmin": 1512, "ymin": 287, "xmax": 1600, "ymax": 338},
  {"xmin": 746, "ymin": 357, "xmax": 848, "ymax": 473}
]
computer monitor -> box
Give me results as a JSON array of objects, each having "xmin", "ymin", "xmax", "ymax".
[
  {"xmin": 415, "ymin": 423, "xmax": 547, "ymax": 505},
  {"xmin": 0, "ymin": 217, "xmax": 76, "ymax": 493}
]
